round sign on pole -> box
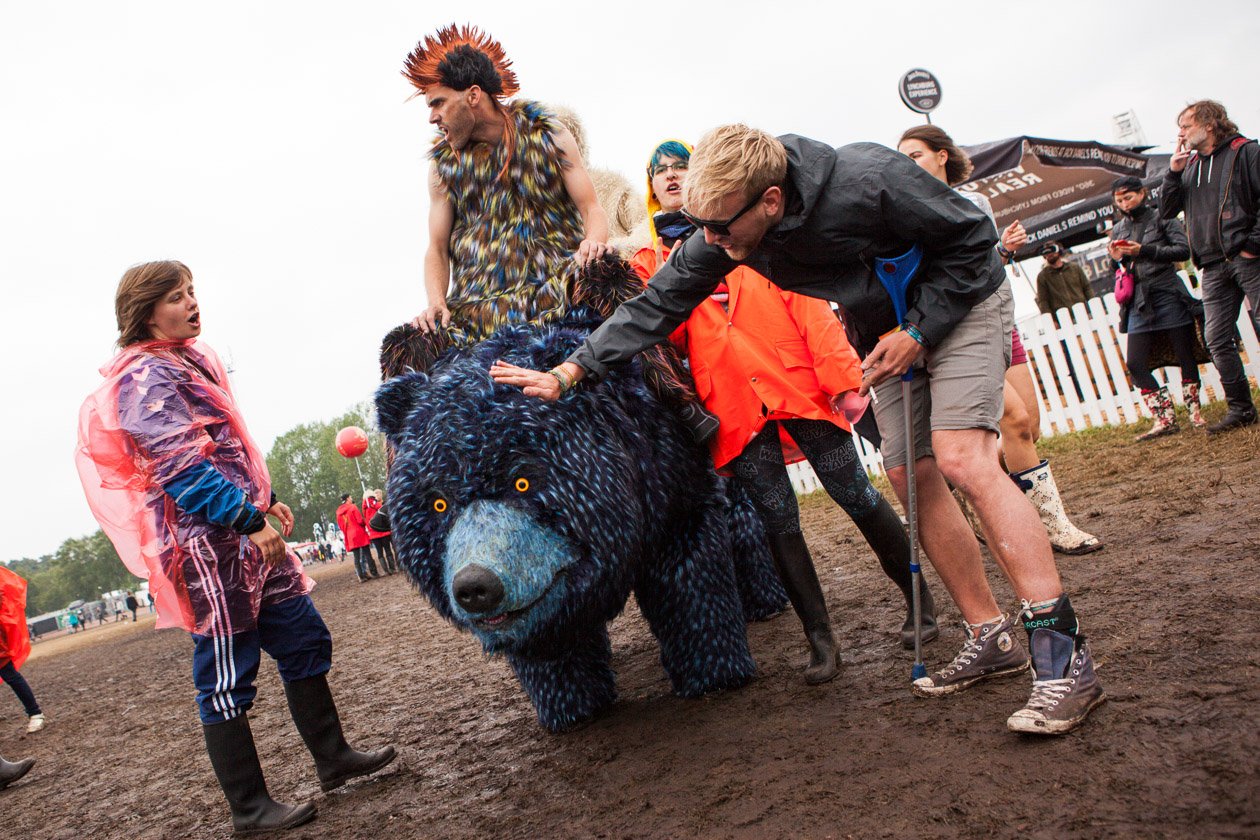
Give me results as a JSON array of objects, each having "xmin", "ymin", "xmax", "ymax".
[{"xmin": 899, "ymin": 68, "xmax": 942, "ymax": 116}]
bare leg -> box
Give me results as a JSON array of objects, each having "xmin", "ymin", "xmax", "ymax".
[
  {"xmin": 934, "ymin": 428, "xmax": 1062, "ymax": 603},
  {"xmin": 999, "ymin": 378, "xmax": 1040, "ymax": 473},
  {"xmin": 1006, "ymin": 363, "xmax": 1041, "ymax": 444},
  {"xmin": 886, "ymin": 457, "xmax": 1000, "ymax": 625}
]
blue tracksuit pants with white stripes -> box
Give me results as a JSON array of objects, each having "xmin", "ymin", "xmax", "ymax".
[{"xmin": 190, "ymin": 593, "xmax": 331, "ymax": 724}]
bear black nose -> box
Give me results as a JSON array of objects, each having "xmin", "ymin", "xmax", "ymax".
[{"xmin": 452, "ymin": 564, "xmax": 505, "ymax": 614}]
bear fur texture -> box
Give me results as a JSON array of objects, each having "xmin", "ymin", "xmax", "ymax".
[{"xmin": 377, "ymin": 320, "xmax": 760, "ymax": 732}]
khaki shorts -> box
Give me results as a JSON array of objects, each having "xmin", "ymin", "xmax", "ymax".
[{"xmin": 873, "ymin": 281, "xmax": 1013, "ymax": 470}]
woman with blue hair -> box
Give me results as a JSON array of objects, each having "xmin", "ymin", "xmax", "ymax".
[{"xmin": 629, "ymin": 139, "xmax": 938, "ymax": 684}]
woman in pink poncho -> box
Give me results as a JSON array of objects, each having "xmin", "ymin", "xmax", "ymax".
[{"xmin": 77, "ymin": 261, "xmax": 394, "ymax": 834}]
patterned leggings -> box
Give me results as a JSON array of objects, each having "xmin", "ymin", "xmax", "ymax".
[{"xmin": 730, "ymin": 419, "xmax": 881, "ymax": 535}]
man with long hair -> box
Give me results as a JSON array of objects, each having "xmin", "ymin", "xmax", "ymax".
[{"xmin": 1162, "ymin": 99, "xmax": 1260, "ymax": 433}]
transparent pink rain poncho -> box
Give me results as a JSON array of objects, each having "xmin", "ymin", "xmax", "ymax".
[{"xmin": 76, "ymin": 339, "xmax": 310, "ymax": 635}]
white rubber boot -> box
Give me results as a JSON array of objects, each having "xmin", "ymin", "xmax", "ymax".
[{"xmin": 1011, "ymin": 460, "xmax": 1103, "ymax": 556}]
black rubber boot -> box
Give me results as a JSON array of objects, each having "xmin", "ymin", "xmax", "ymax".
[
  {"xmin": 851, "ymin": 500, "xmax": 939, "ymax": 649},
  {"xmin": 766, "ymin": 531, "xmax": 840, "ymax": 684},
  {"xmin": 1207, "ymin": 378, "xmax": 1259, "ymax": 435},
  {"xmin": 202, "ymin": 715, "xmax": 316, "ymax": 835},
  {"xmin": 0, "ymin": 754, "xmax": 35, "ymax": 789},
  {"xmin": 283, "ymin": 674, "xmax": 397, "ymax": 792}
]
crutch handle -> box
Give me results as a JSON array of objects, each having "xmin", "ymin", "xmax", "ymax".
[
  {"xmin": 873, "ymin": 245, "xmax": 925, "ymax": 383},
  {"xmin": 873, "ymin": 244, "xmax": 924, "ymax": 324}
]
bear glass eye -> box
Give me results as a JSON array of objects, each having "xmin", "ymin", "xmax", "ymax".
[
  {"xmin": 514, "ymin": 477, "xmax": 530, "ymax": 493},
  {"xmin": 432, "ymin": 497, "xmax": 448, "ymax": 513}
]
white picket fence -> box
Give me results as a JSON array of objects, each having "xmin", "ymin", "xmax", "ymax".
[{"xmin": 787, "ymin": 291, "xmax": 1260, "ymax": 495}]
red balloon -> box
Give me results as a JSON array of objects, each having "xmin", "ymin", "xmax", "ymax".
[{"xmin": 335, "ymin": 426, "xmax": 369, "ymax": 458}]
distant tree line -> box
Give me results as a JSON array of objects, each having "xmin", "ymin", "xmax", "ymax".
[
  {"xmin": 6, "ymin": 404, "xmax": 387, "ymax": 617},
  {"xmin": 265, "ymin": 404, "xmax": 389, "ymax": 545},
  {"xmin": 4, "ymin": 531, "xmax": 141, "ymax": 618}
]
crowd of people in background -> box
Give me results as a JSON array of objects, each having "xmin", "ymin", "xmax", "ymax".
[{"xmin": 1027, "ymin": 99, "xmax": 1260, "ymax": 441}]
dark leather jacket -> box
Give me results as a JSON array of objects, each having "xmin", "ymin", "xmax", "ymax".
[
  {"xmin": 1110, "ymin": 203, "xmax": 1194, "ymax": 333},
  {"xmin": 1160, "ymin": 134, "xmax": 1260, "ymax": 267},
  {"xmin": 568, "ymin": 136, "xmax": 1004, "ymax": 378}
]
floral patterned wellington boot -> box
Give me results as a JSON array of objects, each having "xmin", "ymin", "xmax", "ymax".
[
  {"xmin": 1182, "ymin": 382, "xmax": 1206, "ymax": 429},
  {"xmin": 1136, "ymin": 386, "xmax": 1178, "ymax": 441}
]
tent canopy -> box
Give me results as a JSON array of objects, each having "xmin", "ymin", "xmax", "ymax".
[{"xmin": 958, "ymin": 136, "xmax": 1170, "ymax": 259}]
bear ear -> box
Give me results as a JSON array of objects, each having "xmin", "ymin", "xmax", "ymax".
[
  {"xmin": 375, "ymin": 372, "xmax": 429, "ymax": 438},
  {"xmin": 379, "ymin": 322, "xmax": 457, "ymax": 380}
]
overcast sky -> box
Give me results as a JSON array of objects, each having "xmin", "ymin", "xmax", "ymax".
[{"xmin": 2, "ymin": 0, "xmax": 1257, "ymax": 562}]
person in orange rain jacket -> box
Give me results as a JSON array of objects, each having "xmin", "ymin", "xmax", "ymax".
[
  {"xmin": 0, "ymin": 566, "xmax": 45, "ymax": 733},
  {"xmin": 630, "ymin": 139, "xmax": 938, "ymax": 685}
]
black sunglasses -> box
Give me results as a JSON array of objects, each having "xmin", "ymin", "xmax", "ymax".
[{"xmin": 680, "ymin": 190, "xmax": 766, "ymax": 237}]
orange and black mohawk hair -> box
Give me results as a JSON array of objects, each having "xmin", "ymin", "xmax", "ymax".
[{"xmin": 402, "ymin": 24, "xmax": 520, "ymax": 100}]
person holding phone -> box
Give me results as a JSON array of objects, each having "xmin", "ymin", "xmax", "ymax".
[
  {"xmin": 1109, "ymin": 175, "xmax": 1205, "ymax": 439},
  {"xmin": 78, "ymin": 261, "xmax": 395, "ymax": 834}
]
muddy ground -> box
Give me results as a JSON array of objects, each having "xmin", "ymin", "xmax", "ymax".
[{"xmin": 4, "ymin": 410, "xmax": 1259, "ymax": 839}]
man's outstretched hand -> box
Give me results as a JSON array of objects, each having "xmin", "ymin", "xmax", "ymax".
[{"xmin": 490, "ymin": 360, "xmax": 585, "ymax": 401}]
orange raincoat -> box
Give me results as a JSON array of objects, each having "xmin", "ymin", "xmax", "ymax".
[
  {"xmin": 0, "ymin": 565, "xmax": 31, "ymax": 670},
  {"xmin": 632, "ymin": 247, "xmax": 863, "ymax": 471}
]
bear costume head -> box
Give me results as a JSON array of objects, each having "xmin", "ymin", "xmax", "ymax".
[{"xmin": 376, "ymin": 319, "xmax": 758, "ymax": 731}]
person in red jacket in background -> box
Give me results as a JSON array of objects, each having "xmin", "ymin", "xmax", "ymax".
[
  {"xmin": 337, "ymin": 494, "xmax": 378, "ymax": 582},
  {"xmin": 629, "ymin": 139, "xmax": 937, "ymax": 684},
  {"xmin": 0, "ymin": 565, "xmax": 45, "ymax": 733},
  {"xmin": 1, "ymin": 567, "xmax": 39, "ymax": 790},
  {"xmin": 362, "ymin": 490, "xmax": 397, "ymax": 575}
]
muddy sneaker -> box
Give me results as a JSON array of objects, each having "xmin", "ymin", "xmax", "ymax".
[
  {"xmin": 26, "ymin": 714, "xmax": 45, "ymax": 733},
  {"xmin": 912, "ymin": 615, "xmax": 1029, "ymax": 697},
  {"xmin": 1007, "ymin": 629, "xmax": 1106, "ymax": 735}
]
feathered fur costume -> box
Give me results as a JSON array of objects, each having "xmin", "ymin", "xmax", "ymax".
[
  {"xmin": 433, "ymin": 100, "xmax": 585, "ymax": 342},
  {"xmin": 403, "ymin": 25, "xmax": 696, "ymax": 406}
]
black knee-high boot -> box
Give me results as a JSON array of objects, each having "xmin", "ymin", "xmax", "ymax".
[
  {"xmin": 203, "ymin": 714, "xmax": 317, "ymax": 834},
  {"xmin": 283, "ymin": 674, "xmax": 397, "ymax": 792},
  {"xmin": 851, "ymin": 499, "xmax": 938, "ymax": 649},
  {"xmin": 766, "ymin": 531, "xmax": 840, "ymax": 684}
]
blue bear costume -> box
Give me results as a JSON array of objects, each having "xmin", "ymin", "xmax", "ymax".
[{"xmin": 376, "ymin": 321, "xmax": 764, "ymax": 732}]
